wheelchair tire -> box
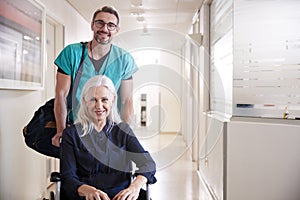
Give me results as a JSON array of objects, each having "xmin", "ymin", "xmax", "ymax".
[{"xmin": 49, "ymin": 191, "xmax": 55, "ymax": 200}]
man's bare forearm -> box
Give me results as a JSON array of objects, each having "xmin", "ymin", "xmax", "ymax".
[
  {"xmin": 54, "ymin": 72, "xmax": 71, "ymax": 134},
  {"xmin": 119, "ymin": 79, "xmax": 134, "ymax": 124},
  {"xmin": 54, "ymin": 96, "xmax": 68, "ymax": 134},
  {"xmin": 121, "ymin": 97, "xmax": 134, "ymax": 124}
]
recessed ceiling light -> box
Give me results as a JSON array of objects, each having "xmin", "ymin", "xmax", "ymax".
[{"xmin": 130, "ymin": 0, "xmax": 143, "ymax": 7}]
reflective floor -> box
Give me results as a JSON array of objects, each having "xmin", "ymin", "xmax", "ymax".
[{"xmin": 138, "ymin": 132, "xmax": 207, "ymax": 200}]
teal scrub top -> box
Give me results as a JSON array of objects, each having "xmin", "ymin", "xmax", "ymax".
[{"xmin": 54, "ymin": 42, "xmax": 138, "ymax": 121}]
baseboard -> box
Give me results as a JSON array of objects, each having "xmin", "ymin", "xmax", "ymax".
[{"xmin": 197, "ymin": 171, "xmax": 220, "ymax": 200}]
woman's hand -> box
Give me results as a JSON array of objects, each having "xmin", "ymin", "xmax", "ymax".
[
  {"xmin": 112, "ymin": 175, "xmax": 147, "ymax": 200},
  {"xmin": 78, "ymin": 184, "xmax": 110, "ymax": 200},
  {"xmin": 112, "ymin": 186, "xmax": 139, "ymax": 200}
]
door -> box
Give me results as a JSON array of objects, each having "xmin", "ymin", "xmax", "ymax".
[{"xmin": 45, "ymin": 16, "xmax": 64, "ymax": 189}]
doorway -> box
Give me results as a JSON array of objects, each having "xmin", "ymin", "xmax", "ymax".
[{"xmin": 45, "ymin": 15, "xmax": 64, "ymax": 189}]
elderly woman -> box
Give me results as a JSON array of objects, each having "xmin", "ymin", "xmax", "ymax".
[{"xmin": 60, "ymin": 75, "xmax": 157, "ymax": 200}]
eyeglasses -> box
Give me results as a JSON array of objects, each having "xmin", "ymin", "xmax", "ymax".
[{"xmin": 94, "ymin": 20, "xmax": 118, "ymax": 31}]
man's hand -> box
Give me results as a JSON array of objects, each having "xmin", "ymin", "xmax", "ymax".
[{"xmin": 52, "ymin": 132, "xmax": 62, "ymax": 147}]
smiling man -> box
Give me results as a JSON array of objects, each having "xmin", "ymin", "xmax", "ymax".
[{"xmin": 52, "ymin": 6, "xmax": 138, "ymax": 147}]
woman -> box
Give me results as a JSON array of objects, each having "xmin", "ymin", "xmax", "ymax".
[{"xmin": 60, "ymin": 75, "xmax": 157, "ymax": 200}]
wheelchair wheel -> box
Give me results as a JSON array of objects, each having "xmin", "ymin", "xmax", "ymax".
[{"xmin": 49, "ymin": 191, "xmax": 55, "ymax": 200}]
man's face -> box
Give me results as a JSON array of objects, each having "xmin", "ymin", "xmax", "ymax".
[{"xmin": 92, "ymin": 12, "xmax": 119, "ymax": 45}]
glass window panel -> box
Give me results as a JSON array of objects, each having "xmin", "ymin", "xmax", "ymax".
[{"xmin": 233, "ymin": 0, "xmax": 300, "ymax": 119}]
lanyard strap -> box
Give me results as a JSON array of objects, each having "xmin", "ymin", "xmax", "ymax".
[{"xmin": 69, "ymin": 42, "xmax": 87, "ymax": 110}]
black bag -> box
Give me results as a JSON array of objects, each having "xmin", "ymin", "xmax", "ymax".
[
  {"xmin": 23, "ymin": 42, "xmax": 87, "ymax": 158},
  {"xmin": 23, "ymin": 99, "xmax": 60, "ymax": 158}
]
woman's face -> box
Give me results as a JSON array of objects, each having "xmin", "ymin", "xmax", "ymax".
[{"xmin": 85, "ymin": 86, "xmax": 114, "ymax": 123}]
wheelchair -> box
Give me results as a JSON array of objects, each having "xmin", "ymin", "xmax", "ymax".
[{"xmin": 45, "ymin": 171, "xmax": 151, "ymax": 200}]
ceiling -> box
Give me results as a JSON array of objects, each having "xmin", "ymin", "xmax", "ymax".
[
  {"xmin": 66, "ymin": 0, "xmax": 203, "ymax": 52},
  {"xmin": 66, "ymin": 0, "xmax": 202, "ymax": 33}
]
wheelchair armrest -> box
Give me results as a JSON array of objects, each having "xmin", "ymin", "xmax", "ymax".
[{"xmin": 50, "ymin": 172, "xmax": 61, "ymax": 182}]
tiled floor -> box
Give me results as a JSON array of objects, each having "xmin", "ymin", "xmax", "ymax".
[{"xmin": 137, "ymin": 132, "xmax": 206, "ymax": 200}]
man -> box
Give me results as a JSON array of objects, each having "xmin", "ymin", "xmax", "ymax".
[{"xmin": 52, "ymin": 6, "xmax": 138, "ymax": 147}]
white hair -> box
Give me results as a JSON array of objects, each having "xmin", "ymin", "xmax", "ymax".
[{"xmin": 76, "ymin": 75, "xmax": 121, "ymax": 136}]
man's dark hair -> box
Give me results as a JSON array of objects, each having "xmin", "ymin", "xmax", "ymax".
[{"xmin": 92, "ymin": 6, "xmax": 120, "ymax": 25}]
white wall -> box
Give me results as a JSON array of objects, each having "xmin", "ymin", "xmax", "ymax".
[
  {"xmin": 0, "ymin": 0, "xmax": 90, "ymax": 199},
  {"xmin": 39, "ymin": 0, "xmax": 92, "ymax": 44},
  {"xmin": 227, "ymin": 118, "xmax": 300, "ymax": 200},
  {"xmin": 199, "ymin": 116, "xmax": 300, "ymax": 200},
  {"xmin": 158, "ymin": 51, "xmax": 182, "ymax": 132},
  {"xmin": 0, "ymin": 91, "xmax": 46, "ymax": 200},
  {"xmin": 199, "ymin": 115, "xmax": 225, "ymax": 200},
  {"xmin": 198, "ymin": 1, "xmax": 300, "ymax": 200},
  {"xmin": 132, "ymin": 50, "xmax": 182, "ymax": 134}
]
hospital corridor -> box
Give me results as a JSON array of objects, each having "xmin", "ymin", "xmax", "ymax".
[
  {"xmin": 139, "ymin": 132, "xmax": 201, "ymax": 200},
  {"xmin": 1, "ymin": 0, "xmax": 300, "ymax": 200}
]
